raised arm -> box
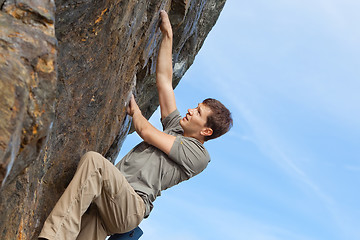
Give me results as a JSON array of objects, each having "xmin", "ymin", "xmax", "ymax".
[{"xmin": 157, "ymin": 10, "xmax": 177, "ymax": 120}]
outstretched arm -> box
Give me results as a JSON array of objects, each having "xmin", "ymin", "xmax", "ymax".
[
  {"xmin": 157, "ymin": 10, "xmax": 177, "ymax": 120},
  {"xmin": 128, "ymin": 95, "xmax": 175, "ymax": 155}
]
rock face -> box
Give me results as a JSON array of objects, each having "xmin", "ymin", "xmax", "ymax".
[{"xmin": 0, "ymin": 0, "xmax": 226, "ymax": 239}]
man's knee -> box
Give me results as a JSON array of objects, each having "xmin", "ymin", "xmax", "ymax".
[
  {"xmin": 82, "ymin": 151, "xmax": 102, "ymax": 159},
  {"xmin": 78, "ymin": 151, "xmax": 104, "ymax": 169}
]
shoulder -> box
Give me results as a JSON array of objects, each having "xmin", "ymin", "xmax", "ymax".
[
  {"xmin": 178, "ymin": 136, "xmax": 209, "ymax": 154},
  {"xmin": 181, "ymin": 137, "xmax": 210, "ymax": 162},
  {"xmin": 169, "ymin": 136, "xmax": 210, "ymax": 176}
]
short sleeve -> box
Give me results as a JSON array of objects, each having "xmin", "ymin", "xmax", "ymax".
[
  {"xmin": 168, "ymin": 136, "xmax": 210, "ymax": 178},
  {"xmin": 161, "ymin": 109, "xmax": 182, "ymax": 131}
]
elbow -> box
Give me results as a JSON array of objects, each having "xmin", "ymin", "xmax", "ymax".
[
  {"xmin": 137, "ymin": 125, "xmax": 152, "ymax": 143},
  {"xmin": 156, "ymin": 72, "xmax": 173, "ymax": 84}
]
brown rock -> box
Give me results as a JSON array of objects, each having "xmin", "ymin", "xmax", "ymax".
[
  {"xmin": 0, "ymin": 0, "xmax": 226, "ymax": 239},
  {"xmin": 0, "ymin": 0, "xmax": 57, "ymax": 186}
]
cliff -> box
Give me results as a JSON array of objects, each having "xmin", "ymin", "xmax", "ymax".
[{"xmin": 0, "ymin": 0, "xmax": 225, "ymax": 239}]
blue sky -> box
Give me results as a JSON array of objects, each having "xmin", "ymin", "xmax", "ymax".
[{"xmin": 116, "ymin": 1, "xmax": 360, "ymax": 239}]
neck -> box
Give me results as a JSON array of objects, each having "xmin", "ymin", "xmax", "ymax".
[{"xmin": 183, "ymin": 133, "xmax": 204, "ymax": 144}]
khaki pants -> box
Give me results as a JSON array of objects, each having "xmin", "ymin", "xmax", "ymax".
[{"xmin": 39, "ymin": 151, "xmax": 145, "ymax": 240}]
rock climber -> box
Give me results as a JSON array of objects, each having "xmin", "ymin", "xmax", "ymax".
[{"xmin": 39, "ymin": 10, "xmax": 232, "ymax": 240}]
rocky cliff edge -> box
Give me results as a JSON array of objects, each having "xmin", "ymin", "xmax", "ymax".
[{"xmin": 0, "ymin": 0, "xmax": 225, "ymax": 238}]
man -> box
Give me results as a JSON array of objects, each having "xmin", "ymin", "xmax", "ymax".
[{"xmin": 39, "ymin": 10, "xmax": 232, "ymax": 240}]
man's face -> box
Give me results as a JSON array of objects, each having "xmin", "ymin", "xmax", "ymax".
[{"xmin": 180, "ymin": 103, "xmax": 213, "ymax": 140}]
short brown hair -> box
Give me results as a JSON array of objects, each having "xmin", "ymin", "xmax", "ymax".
[{"xmin": 202, "ymin": 98, "xmax": 233, "ymax": 141}]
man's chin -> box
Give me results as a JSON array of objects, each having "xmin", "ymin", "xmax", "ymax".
[{"xmin": 179, "ymin": 119, "xmax": 186, "ymax": 128}]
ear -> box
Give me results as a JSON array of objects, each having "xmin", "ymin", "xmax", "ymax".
[{"xmin": 200, "ymin": 127, "xmax": 213, "ymax": 137}]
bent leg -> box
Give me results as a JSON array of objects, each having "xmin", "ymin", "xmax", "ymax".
[
  {"xmin": 39, "ymin": 151, "xmax": 111, "ymax": 240},
  {"xmin": 39, "ymin": 151, "xmax": 145, "ymax": 239}
]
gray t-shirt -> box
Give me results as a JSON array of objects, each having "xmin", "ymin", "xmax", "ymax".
[{"xmin": 116, "ymin": 109, "xmax": 210, "ymax": 217}]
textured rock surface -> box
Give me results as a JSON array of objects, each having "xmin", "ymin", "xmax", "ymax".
[
  {"xmin": 0, "ymin": 0, "xmax": 57, "ymax": 190},
  {"xmin": 0, "ymin": 0, "xmax": 226, "ymax": 239}
]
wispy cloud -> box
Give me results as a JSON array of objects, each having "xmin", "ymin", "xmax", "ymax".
[
  {"xmin": 208, "ymin": 76, "xmax": 360, "ymax": 239},
  {"xmin": 344, "ymin": 165, "xmax": 360, "ymax": 172}
]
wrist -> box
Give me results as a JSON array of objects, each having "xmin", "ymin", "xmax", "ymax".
[
  {"xmin": 133, "ymin": 108, "xmax": 142, "ymax": 118},
  {"xmin": 163, "ymin": 31, "xmax": 173, "ymax": 39}
]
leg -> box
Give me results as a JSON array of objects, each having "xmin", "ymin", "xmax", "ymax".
[
  {"xmin": 76, "ymin": 204, "xmax": 107, "ymax": 240},
  {"xmin": 93, "ymin": 160, "xmax": 145, "ymax": 234},
  {"xmin": 39, "ymin": 151, "xmax": 107, "ymax": 239},
  {"xmin": 39, "ymin": 151, "xmax": 144, "ymax": 239}
]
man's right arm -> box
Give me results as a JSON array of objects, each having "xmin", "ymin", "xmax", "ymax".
[
  {"xmin": 156, "ymin": 10, "xmax": 177, "ymax": 120},
  {"xmin": 128, "ymin": 94, "xmax": 175, "ymax": 155}
]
